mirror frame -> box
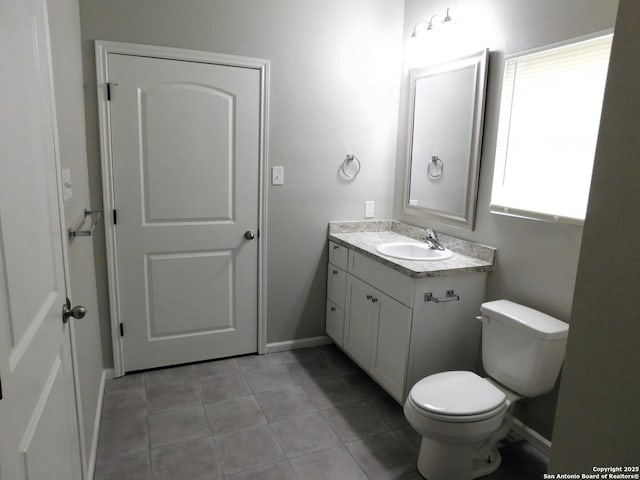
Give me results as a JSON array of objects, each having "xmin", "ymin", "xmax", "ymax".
[{"xmin": 402, "ymin": 49, "xmax": 489, "ymax": 230}]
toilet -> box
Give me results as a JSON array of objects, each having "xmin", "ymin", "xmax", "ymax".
[{"xmin": 404, "ymin": 299, "xmax": 569, "ymax": 480}]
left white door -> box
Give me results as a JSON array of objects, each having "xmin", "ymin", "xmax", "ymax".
[{"xmin": 0, "ymin": 1, "xmax": 83, "ymax": 479}]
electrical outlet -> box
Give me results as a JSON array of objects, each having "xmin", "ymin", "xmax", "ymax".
[{"xmin": 365, "ymin": 201, "xmax": 374, "ymax": 218}]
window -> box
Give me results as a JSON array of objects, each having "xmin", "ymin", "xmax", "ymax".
[{"xmin": 490, "ymin": 33, "xmax": 613, "ymax": 225}]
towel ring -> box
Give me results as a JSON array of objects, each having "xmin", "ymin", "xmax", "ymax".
[
  {"xmin": 340, "ymin": 154, "xmax": 361, "ymax": 179},
  {"xmin": 427, "ymin": 155, "xmax": 444, "ymax": 179}
]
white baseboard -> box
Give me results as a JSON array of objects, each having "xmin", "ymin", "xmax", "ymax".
[
  {"xmin": 266, "ymin": 335, "xmax": 332, "ymax": 353},
  {"xmin": 86, "ymin": 368, "xmax": 114, "ymax": 479},
  {"xmin": 512, "ymin": 417, "xmax": 551, "ymax": 456}
]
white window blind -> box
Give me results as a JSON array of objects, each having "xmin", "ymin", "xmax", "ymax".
[{"xmin": 491, "ymin": 33, "xmax": 613, "ymax": 225}]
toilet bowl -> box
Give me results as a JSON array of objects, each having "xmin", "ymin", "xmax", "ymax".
[
  {"xmin": 404, "ymin": 300, "xmax": 569, "ymax": 480},
  {"xmin": 404, "ymin": 371, "xmax": 513, "ymax": 480}
]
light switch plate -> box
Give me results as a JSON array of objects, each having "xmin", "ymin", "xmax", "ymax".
[
  {"xmin": 272, "ymin": 166, "xmax": 284, "ymax": 185},
  {"xmin": 365, "ymin": 200, "xmax": 374, "ymax": 218}
]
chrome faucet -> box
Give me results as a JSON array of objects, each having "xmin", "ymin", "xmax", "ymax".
[{"xmin": 422, "ymin": 228, "xmax": 446, "ymax": 251}]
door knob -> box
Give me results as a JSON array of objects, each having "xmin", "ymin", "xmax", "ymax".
[
  {"xmin": 62, "ymin": 298, "xmax": 87, "ymax": 324},
  {"xmin": 244, "ymin": 230, "xmax": 255, "ymax": 240}
]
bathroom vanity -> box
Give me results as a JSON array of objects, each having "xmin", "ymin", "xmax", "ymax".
[{"xmin": 326, "ymin": 221, "xmax": 496, "ymax": 403}]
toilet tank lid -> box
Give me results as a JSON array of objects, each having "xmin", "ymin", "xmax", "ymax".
[{"xmin": 480, "ymin": 300, "xmax": 569, "ymax": 340}]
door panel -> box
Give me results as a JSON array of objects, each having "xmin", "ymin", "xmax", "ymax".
[
  {"xmin": 0, "ymin": 0, "xmax": 82, "ymax": 478},
  {"xmin": 141, "ymin": 83, "xmax": 235, "ymax": 223},
  {"xmin": 107, "ymin": 53, "xmax": 260, "ymax": 371}
]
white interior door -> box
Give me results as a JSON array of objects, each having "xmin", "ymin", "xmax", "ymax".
[
  {"xmin": 105, "ymin": 52, "xmax": 261, "ymax": 372},
  {"xmin": 0, "ymin": 1, "xmax": 82, "ymax": 479}
]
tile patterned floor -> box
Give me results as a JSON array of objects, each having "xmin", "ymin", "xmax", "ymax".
[{"xmin": 94, "ymin": 345, "xmax": 549, "ymax": 479}]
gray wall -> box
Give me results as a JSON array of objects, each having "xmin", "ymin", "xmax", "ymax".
[
  {"xmin": 48, "ymin": 0, "xmax": 105, "ymax": 470},
  {"xmin": 550, "ymin": 0, "xmax": 640, "ymax": 468},
  {"xmin": 78, "ymin": 0, "xmax": 405, "ymax": 354},
  {"xmin": 396, "ymin": 0, "xmax": 618, "ymax": 439}
]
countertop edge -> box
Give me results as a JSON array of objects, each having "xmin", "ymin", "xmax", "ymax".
[{"xmin": 328, "ymin": 232, "xmax": 495, "ymax": 278}]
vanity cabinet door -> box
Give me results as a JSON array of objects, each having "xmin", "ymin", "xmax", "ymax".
[
  {"xmin": 326, "ymin": 300, "xmax": 344, "ymax": 346},
  {"xmin": 370, "ymin": 290, "xmax": 412, "ymax": 402},
  {"xmin": 344, "ymin": 274, "xmax": 376, "ymax": 369}
]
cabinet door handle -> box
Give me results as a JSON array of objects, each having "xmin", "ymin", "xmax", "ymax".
[
  {"xmin": 366, "ymin": 294, "xmax": 372, "ymax": 300},
  {"xmin": 332, "ymin": 269, "xmax": 338, "ymax": 274},
  {"xmin": 371, "ymin": 297, "xmax": 378, "ymax": 303},
  {"xmin": 333, "ymin": 245, "xmax": 340, "ymax": 250},
  {"xmin": 330, "ymin": 306, "xmax": 336, "ymax": 312}
]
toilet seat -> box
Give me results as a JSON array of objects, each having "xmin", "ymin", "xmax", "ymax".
[{"xmin": 409, "ymin": 371, "xmax": 506, "ymax": 422}]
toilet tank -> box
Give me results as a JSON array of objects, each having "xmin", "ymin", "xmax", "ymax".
[{"xmin": 479, "ymin": 300, "xmax": 569, "ymax": 398}]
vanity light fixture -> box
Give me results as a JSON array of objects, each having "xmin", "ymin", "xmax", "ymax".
[{"xmin": 411, "ymin": 7, "xmax": 453, "ymax": 38}]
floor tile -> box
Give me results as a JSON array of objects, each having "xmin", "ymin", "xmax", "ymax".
[
  {"xmin": 104, "ymin": 372, "xmax": 145, "ymax": 394},
  {"xmin": 286, "ymin": 356, "xmax": 339, "ymax": 384},
  {"xmin": 366, "ymin": 395, "xmax": 410, "ymax": 429},
  {"xmin": 225, "ymin": 460, "xmax": 298, "ymax": 480},
  {"xmin": 322, "ymin": 401, "xmax": 389, "ymax": 442},
  {"xmin": 95, "ymin": 451, "xmax": 151, "ymax": 480},
  {"xmin": 193, "ymin": 357, "xmax": 239, "ymax": 378},
  {"xmin": 150, "ymin": 436, "xmax": 223, "ymax": 480},
  {"xmin": 302, "ymin": 377, "xmax": 361, "ymax": 409},
  {"xmin": 205, "ymin": 395, "xmax": 267, "ymax": 434},
  {"xmin": 96, "ymin": 412, "xmax": 149, "ymax": 461},
  {"xmin": 147, "ymin": 378, "xmax": 201, "ymax": 413},
  {"xmin": 94, "ymin": 346, "xmax": 549, "ymax": 480},
  {"xmin": 235, "ymin": 353, "xmax": 283, "ymax": 372},
  {"xmin": 289, "ymin": 445, "xmax": 368, "ymax": 480},
  {"xmin": 343, "ymin": 373, "xmax": 388, "ymax": 398},
  {"xmin": 198, "ymin": 370, "xmax": 252, "ymax": 404},
  {"xmin": 214, "ymin": 424, "xmax": 285, "ymax": 475},
  {"xmin": 244, "ymin": 364, "xmax": 298, "ymax": 393},
  {"xmin": 255, "ymin": 385, "xmax": 318, "ymax": 422},
  {"xmin": 318, "ymin": 346, "xmax": 362, "ymax": 376},
  {"xmin": 148, "ymin": 405, "xmax": 211, "ymax": 448},
  {"xmin": 271, "ymin": 413, "xmax": 340, "ymax": 458},
  {"xmin": 394, "ymin": 426, "xmax": 422, "ymax": 453},
  {"xmin": 269, "ymin": 347, "xmax": 322, "ymax": 364},
  {"xmin": 101, "ymin": 386, "xmax": 147, "ymax": 423},
  {"xmin": 346, "ymin": 431, "xmax": 416, "ymax": 480},
  {"xmin": 145, "ymin": 364, "xmax": 194, "ymax": 388}
]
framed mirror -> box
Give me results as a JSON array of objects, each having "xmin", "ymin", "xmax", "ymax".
[{"xmin": 403, "ymin": 49, "xmax": 489, "ymax": 230}]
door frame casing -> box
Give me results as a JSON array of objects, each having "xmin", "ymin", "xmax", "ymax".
[{"xmin": 95, "ymin": 40, "xmax": 270, "ymax": 376}]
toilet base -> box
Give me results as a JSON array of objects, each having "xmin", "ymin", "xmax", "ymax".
[
  {"xmin": 416, "ymin": 440, "xmax": 502, "ymax": 480},
  {"xmin": 472, "ymin": 446, "xmax": 502, "ymax": 479},
  {"xmin": 417, "ymin": 437, "xmax": 473, "ymax": 480}
]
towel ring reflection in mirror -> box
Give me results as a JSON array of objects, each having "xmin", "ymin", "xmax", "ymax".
[
  {"xmin": 340, "ymin": 154, "xmax": 361, "ymax": 180},
  {"xmin": 427, "ymin": 155, "xmax": 444, "ymax": 179}
]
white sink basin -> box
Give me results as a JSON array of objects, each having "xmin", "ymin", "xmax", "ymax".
[{"xmin": 375, "ymin": 242, "xmax": 452, "ymax": 261}]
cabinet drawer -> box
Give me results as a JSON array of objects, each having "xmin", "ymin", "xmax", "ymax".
[
  {"xmin": 327, "ymin": 264, "xmax": 346, "ymax": 308},
  {"xmin": 326, "ymin": 301, "xmax": 344, "ymax": 346},
  {"xmin": 328, "ymin": 241, "xmax": 348, "ymax": 270},
  {"xmin": 349, "ymin": 251, "xmax": 415, "ymax": 306}
]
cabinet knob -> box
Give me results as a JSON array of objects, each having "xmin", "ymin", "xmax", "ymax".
[
  {"xmin": 366, "ymin": 294, "xmax": 372, "ymax": 300},
  {"xmin": 330, "ymin": 307, "xmax": 336, "ymax": 312},
  {"xmin": 371, "ymin": 297, "xmax": 378, "ymax": 303},
  {"xmin": 332, "ymin": 269, "xmax": 338, "ymax": 274},
  {"xmin": 333, "ymin": 245, "xmax": 340, "ymax": 250}
]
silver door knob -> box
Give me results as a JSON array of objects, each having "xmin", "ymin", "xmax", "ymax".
[
  {"xmin": 62, "ymin": 298, "xmax": 87, "ymax": 324},
  {"xmin": 244, "ymin": 230, "xmax": 255, "ymax": 240}
]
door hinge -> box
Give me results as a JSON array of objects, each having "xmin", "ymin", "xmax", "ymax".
[
  {"xmin": 113, "ymin": 209, "xmax": 117, "ymax": 225},
  {"xmin": 119, "ymin": 323, "xmax": 124, "ymax": 337}
]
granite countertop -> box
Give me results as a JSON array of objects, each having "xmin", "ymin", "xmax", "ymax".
[{"xmin": 328, "ymin": 221, "xmax": 496, "ymax": 278}]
